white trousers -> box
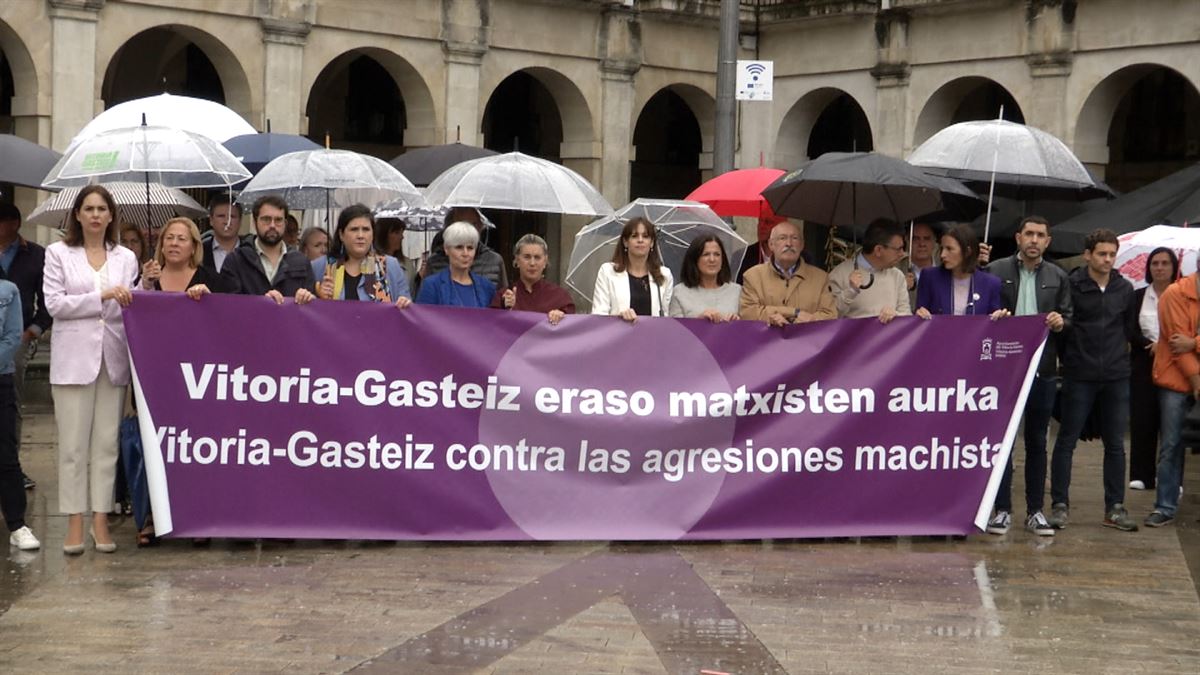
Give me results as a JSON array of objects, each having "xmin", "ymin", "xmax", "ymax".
[{"xmin": 52, "ymin": 364, "xmax": 125, "ymax": 515}]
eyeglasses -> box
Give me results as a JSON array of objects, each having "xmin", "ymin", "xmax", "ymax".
[{"xmin": 257, "ymin": 216, "xmax": 286, "ymax": 225}]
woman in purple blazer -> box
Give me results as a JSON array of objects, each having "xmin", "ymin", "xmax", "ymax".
[
  {"xmin": 43, "ymin": 185, "xmax": 138, "ymax": 554},
  {"xmin": 915, "ymin": 223, "xmax": 1008, "ymax": 319}
]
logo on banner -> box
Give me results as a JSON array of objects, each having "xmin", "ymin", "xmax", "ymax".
[{"xmin": 980, "ymin": 338, "xmax": 993, "ymax": 361}]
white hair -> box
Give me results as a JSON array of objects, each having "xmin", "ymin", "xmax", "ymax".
[{"xmin": 443, "ymin": 221, "xmax": 480, "ymax": 249}]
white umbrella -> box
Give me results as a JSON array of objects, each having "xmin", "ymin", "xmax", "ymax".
[
  {"xmin": 424, "ymin": 151, "xmax": 614, "ymax": 216},
  {"xmin": 42, "ymin": 123, "xmax": 251, "ymax": 189},
  {"xmin": 68, "ymin": 93, "xmax": 256, "ymax": 148},
  {"xmin": 1116, "ymin": 225, "xmax": 1200, "ymax": 288},
  {"xmin": 26, "ymin": 182, "xmax": 206, "ymax": 230},
  {"xmin": 373, "ymin": 201, "xmax": 495, "ymax": 232},
  {"xmin": 564, "ymin": 199, "xmax": 748, "ymax": 302},
  {"xmin": 237, "ymin": 149, "xmax": 426, "ymax": 215}
]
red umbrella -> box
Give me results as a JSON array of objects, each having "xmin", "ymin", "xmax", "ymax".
[{"xmin": 686, "ymin": 167, "xmax": 786, "ymax": 219}]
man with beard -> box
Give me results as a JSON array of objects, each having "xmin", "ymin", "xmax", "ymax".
[
  {"xmin": 984, "ymin": 216, "xmax": 1071, "ymax": 536},
  {"xmin": 739, "ymin": 220, "xmax": 835, "ymax": 326},
  {"xmin": 220, "ymin": 195, "xmax": 316, "ymax": 304}
]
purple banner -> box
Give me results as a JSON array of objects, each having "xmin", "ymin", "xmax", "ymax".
[{"xmin": 124, "ymin": 293, "xmax": 1046, "ymax": 540}]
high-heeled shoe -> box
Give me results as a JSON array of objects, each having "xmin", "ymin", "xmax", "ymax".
[
  {"xmin": 90, "ymin": 530, "xmax": 117, "ymax": 553},
  {"xmin": 63, "ymin": 540, "xmax": 85, "ymax": 555}
]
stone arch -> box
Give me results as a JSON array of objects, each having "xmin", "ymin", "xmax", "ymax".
[
  {"xmin": 0, "ymin": 19, "xmax": 39, "ymax": 111},
  {"xmin": 912, "ymin": 76, "xmax": 1025, "ymax": 147},
  {"xmin": 480, "ymin": 65, "xmax": 597, "ymax": 157},
  {"xmin": 99, "ymin": 24, "xmax": 254, "ymax": 123},
  {"xmin": 774, "ymin": 87, "xmax": 873, "ymax": 167},
  {"xmin": 306, "ymin": 48, "xmax": 436, "ymax": 158},
  {"xmin": 1073, "ymin": 63, "xmax": 1200, "ymax": 191},
  {"xmin": 629, "ymin": 84, "xmax": 715, "ymax": 200}
]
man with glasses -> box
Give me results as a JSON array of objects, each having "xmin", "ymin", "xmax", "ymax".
[
  {"xmin": 219, "ymin": 195, "xmax": 316, "ymax": 305},
  {"xmin": 739, "ymin": 220, "xmax": 835, "ymax": 326},
  {"xmin": 827, "ymin": 219, "xmax": 911, "ymax": 323}
]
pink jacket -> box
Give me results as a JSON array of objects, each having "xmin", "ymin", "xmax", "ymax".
[{"xmin": 43, "ymin": 241, "xmax": 138, "ymax": 386}]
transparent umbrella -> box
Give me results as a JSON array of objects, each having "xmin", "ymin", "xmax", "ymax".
[
  {"xmin": 564, "ymin": 199, "xmax": 748, "ymax": 303},
  {"xmin": 27, "ymin": 181, "xmax": 205, "ymax": 231},
  {"xmin": 424, "ymin": 151, "xmax": 614, "ymax": 216},
  {"xmin": 237, "ymin": 149, "xmax": 426, "ymax": 220},
  {"xmin": 68, "ymin": 93, "xmax": 256, "ymax": 147}
]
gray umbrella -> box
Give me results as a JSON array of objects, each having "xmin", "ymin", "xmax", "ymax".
[
  {"xmin": 389, "ymin": 143, "xmax": 498, "ymax": 187},
  {"xmin": 0, "ymin": 135, "xmax": 62, "ymax": 191}
]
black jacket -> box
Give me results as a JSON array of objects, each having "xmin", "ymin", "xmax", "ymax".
[
  {"xmin": 986, "ymin": 255, "xmax": 1073, "ymax": 378},
  {"xmin": 0, "ymin": 237, "xmax": 51, "ymax": 334},
  {"xmin": 1060, "ymin": 266, "xmax": 1134, "ymax": 381},
  {"xmin": 218, "ymin": 240, "xmax": 314, "ymax": 298}
]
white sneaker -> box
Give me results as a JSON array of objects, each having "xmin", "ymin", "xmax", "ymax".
[
  {"xmin": 1129, "ymin": 480, "xmax": 1146, "ymax": 490},
  {"xmin": 9, "ymin": 526, "xmax": 40, "ymax": 551},
  {"xmin": 986, "ymin": 511, "xmax": 1011, "ymax": 535}
]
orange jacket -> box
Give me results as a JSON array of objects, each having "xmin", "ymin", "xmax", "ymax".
[{"xmin": 1153, "ymin": 274, "xmax": 1200, "ymax": 393}]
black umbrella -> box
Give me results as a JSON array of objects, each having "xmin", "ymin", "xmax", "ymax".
[
  {"xmin": 1049, "ymin": 162, "xmax": 1200, "ymax": 253},
  {"xmin": 223, "ymin": 132, "xmax": 322, "ymax": 175},
  {"xmin": 389, "ymin": 142, "xmax": 498, "ymax": 186},
  {"xmin": 0, "ymin": 134, "xmax": 62, "ymax": 191},
  {"xmin": 761, "ymin": 152, "xmax": 985, "ymax": 235}
]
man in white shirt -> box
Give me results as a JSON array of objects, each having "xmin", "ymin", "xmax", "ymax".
[
  {"xmin": 827, "ymin": 219, "xmax": 911, "ymax": 323},
  {"xmin": 202, "ymin": 193, "xmax": 243, "ymax": 275}
]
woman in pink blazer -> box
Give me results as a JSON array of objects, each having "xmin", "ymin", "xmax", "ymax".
[{"xmin": 43, "ymin": 185, "xmax": 138, "ymax": 554}]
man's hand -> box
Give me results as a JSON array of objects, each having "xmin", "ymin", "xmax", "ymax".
[
  {"xmin": 768, "ymin": 312, "xmax": 789, "ymax": 327},
  {"xmin": 905, "ymin": 271, "xmax": 916, "ymax": 291},
  {"xmin": 1168, "ymin": 332, "xmax": 1196, "ymax": 355},
  {"xmin": 294, "ymin": 288, "xmax": 315, "ymax": 305},
  {"xmin": 978, "ymin": 243, "xmax": 992, "ymax": 266},
  {"xmin": 878, "ymin": 307, "xmax": 897, "ymax": 324},
  {"xmin": 848, "ymin": 269, "xmax": 864, "ymax": 291},
  {"xmin": 20, "ymin": 328, "xmax": 36, "ymax": 345},
  {"xmin": 793, "ymin": 310, "xmax": 814, "ymax": 323},
  {"xmin": 1045, "ymin": 311, "xmax": 1064, "ymax": 332},
  {"xmin": 265, "ymin": 290, "xmax": 285, "ymax": 305}
]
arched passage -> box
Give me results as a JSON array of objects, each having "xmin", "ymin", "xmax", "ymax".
[
  {"xmin": 1074, "ymin": 64, "xmax": 1200, "ymax": 193},
  {"xmin": 775, "ymin": 88, "xmax": 873, "ymax": 167},
  {"xmin": 913, "ymin": 77, "xmax": 1024, "ymax": 147},
  {"xmin": 482, "ymin": 70, "xmax": 563, "ymax": 159},
  {"xmin": 630, "ymin": 85, "xmax": 714, "ymax": 200},
  {"xmin": 101, "ymin": 25, "xmax": 252, "ymax": 121}
]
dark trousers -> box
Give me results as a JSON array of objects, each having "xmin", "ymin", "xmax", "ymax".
[
  {"xmin": 0, "ymin": 374, "xmax": 26, "ymax": 532},
  {"xmin": 1128, "ymin": 349, "xmax": 1160, "ymax": 486},
  {"xmin": 996, "ymin": 374, "xmax": 1057, "ymax": 514},
  {"xmin": 1051, "ymin": 377, "xmax": 1129, "ymax": 511}
]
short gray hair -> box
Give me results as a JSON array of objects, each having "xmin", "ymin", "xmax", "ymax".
[
  {"xmin": 443, "ymin": 221, "xmax": 480, "ymax": 249},
  {"xmin": 513, "ymin": 233, "xmax": 548, "ymax": 257}
]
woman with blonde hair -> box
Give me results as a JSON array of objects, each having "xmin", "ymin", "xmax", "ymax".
[{"xmin": 140, "ymin": 217, "xmax": 225, "ymax": 297}]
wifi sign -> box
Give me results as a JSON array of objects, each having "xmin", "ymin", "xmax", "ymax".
[{"xmin": 736, "ymin": 60, "xmax": 773, "ymax": 101}]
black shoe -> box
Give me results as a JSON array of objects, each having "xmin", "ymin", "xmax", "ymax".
[
  {"xmin": 22, "ymin": 473, "xmax": 34, "ymax": 490},
  {"xmin": 1144, "ymin": 511, "xmax": 1175, "ymax": 528}
]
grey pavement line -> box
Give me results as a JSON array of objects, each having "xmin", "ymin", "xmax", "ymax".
[{"xmin": 349, "ymin": 545, "xmax": 788, "ymax": 674}]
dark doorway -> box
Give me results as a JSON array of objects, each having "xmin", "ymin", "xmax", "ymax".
[
  {"xmin": 630, "ymin": 88, "xmax": 702, "ymax": 200},
  {"xmin": 950, "ymin": 82, "xmax": 1024, "ymax": 125},
  {"xmin": 807, "ymin": 93, "xmax": 873, "ymax": 158},
  {"xmin": 103, "ymin": 29, "xmax": 225, "ymax": 107},
  {"xmin": 307, "ymin": 54, "xmax": 406, "ymax": 160},
  {"xmin": 1106, "ymin": 68, "xmax": 1200, "ymax": 192}
]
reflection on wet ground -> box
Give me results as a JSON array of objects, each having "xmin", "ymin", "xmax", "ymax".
[{"xmin": 2, "ymin": 405, "xmax": 1199, "ymax": 673}]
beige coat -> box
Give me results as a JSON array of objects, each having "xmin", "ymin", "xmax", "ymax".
[{"xmin": 739, "ymin": 260, "xmax": 836, "ymax": 323}]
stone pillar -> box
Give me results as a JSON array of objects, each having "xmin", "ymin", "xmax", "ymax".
[
  {"xmin": 441, "ymin": 0, "xmax": 490, "ymax": 145},
  {"xmin": 871, "ymin": 8, "xmax": 911, "ymax": 157},
  {"xmin": 258, "ymin": 7, "xmax": 312, "ymax": 135},
  {"xmin": 597, "ymin": 3, "xmax": 641, "ymax": 207},
  {"xmin": 1024, "ymin": 0, "xmax": 1076, "ymax": 143},
  {"xmin": 47, "ymin": 0, "xmax": 103, "ymax": 151}
]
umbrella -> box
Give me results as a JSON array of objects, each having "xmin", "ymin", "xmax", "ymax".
[
  {"xmin": 761, "ymin": 152, "xmax": 984, "ymax": 235},
  {"xmin": 424, "ymin": 151, "xmax": 614, "ymax": 216},
  {"xmin": 26, "ymin": 181, "xmax": 205, "ymax": 230},
  {"xmin": 42, "ymin": 122, "xmax": 251, "ymax": 189},
  {"xmin": 908, "ymin": 119, "xmax": 1113, "ymax": 201},
  {"xmin": 373, "ymin": 201, "xmax": 496, "ymax": 231},
  {"xmin": 223, "ymin": 132, "xmax": 322, "ymax": 175},
  {"xmin": 1050, "ymin": 162, "xmax": 1200, "ymax": 253},
  {"xmin": 1114, "ymin": 225, "xmax": 1200, "ymax": 288},
  {"xmin": 0, "ymin": 135, "xmax": 62, "ymax": 190},
  {"xmin": 563, "ymin": 199, "xmax": 748, "ymax": 302},
  {"xmin": 237, "ymin": 149, "xmax": 426, "ymax": 213},
  {"xmin": 685, "ymin": 167, "xmax": 785, "ymax": 220},
  {"xmin": 68, "ymin": 93, "xmax": 256, "ymax": 147},
  {"xmin": 389, "ymin": 142, "xmax": 498, "ymax": 187}
]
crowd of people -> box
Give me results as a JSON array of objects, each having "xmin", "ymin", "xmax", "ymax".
[{"xmin": 0, "ymin": 184, "xmax": 1194, "ymax": 553}]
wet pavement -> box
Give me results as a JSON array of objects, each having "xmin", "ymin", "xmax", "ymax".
[{"xmin": 2, "ymin": 397, "xmax": 1199, "ymax": 673}]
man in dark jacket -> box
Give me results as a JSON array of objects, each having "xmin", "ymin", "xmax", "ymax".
[
  {"xmin": 219, "ymin": 195, "xmax": 316, "ymax": 304},
  {"xmin": 984, "ymin": 216, "xmax": 1071, "ymax": 537},
  {"xmin": 1048, "ymin": 228, "xmax": 1138, "ymax": 532},
  {"xmin": 0, "ymin": 203, "xmax": 51, "ymax": 490}
]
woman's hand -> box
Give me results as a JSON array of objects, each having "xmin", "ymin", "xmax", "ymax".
[
  {"xmin": 102, "ymin": 285, "xmax": 133, "ymax": 307},
  {"xmin": 989, "ymin": 308, "xmax": 1011, "ymax": 321},
  {"xmin": 915, "ymin": 307, "xmax": 932, "ymax": 320},
  {"xmin": 502, "ymin": 288, "xmax": 516, "ymax": 309},
  {"xmin": 701, "ymin": 309, "xmax": 725, "ymax": 323},
  {"xmin": 141, "ymin": 260, "xmax": 161, "ymax": 289},
  {"xmin": 394, "ymin": 296, "xmax": 412, "ymax": 310},
  {"xmin": 295, "ymin": 288, "xmax": 316, "ymax": 305},
  {"xmin": 185, "ymin": 284, "xmax": 210, "ymax": 301},
  {"xmin": 547, "ymin": 309, "xmax": 565, "ymax": 325},
  {"xmin": 618, "ymin": 308, "xmax": 637, "ymax": 323},
  {"xmin": 317, "ymin": 278, "xmax": 334, "ymax": 300}
]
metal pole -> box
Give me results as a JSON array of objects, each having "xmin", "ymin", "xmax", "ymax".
[{"xmin": 713, "ymin": 0, "xmax": 738, "ymax": 177}]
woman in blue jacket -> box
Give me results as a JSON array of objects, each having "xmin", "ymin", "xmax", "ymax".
[
  {"xmin": 416, "ymin": 221, "xmax": 496, "ymax": 308},
  {"xmin": 915, "ymin": 223, "xmax": 1007, "ymax": 319},
  {"xmin": 313, "ymin": 204, "xmax": 412, "ymax": 308}
]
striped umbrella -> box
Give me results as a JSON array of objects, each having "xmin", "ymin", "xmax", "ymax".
[{"xmin": 26, "ymin": 181, "xmax": 206, "ymax": 230}]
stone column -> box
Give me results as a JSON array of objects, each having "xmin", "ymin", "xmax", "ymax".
[
  {"xmin": 259, "ymin": 15, "xmax": 311, "ymax": 134},
  {"xmin": 442, "ymin": 43, "xmax": 486, "ymax": 146},
  {"xmin": 1024, "ymin": 0, "xmax": 1076, "ymax": 144},
  {"xmin": 47, "ymin": 0, "xmax": 103, "ymax": 151},
  {"xmin": 871, "ymin": 8, "xmax": 911, "ymax": 157},
  {"xmin": 596, "ymin": 3, "xmax": 642, "ymax": 207}
]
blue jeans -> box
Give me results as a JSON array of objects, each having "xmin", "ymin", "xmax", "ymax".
[
  {"xmin": 996, "ymin": 374, "xmax": 1057, "ymax": 514},
  {"xmin": 1050, "ymin": 378, "xmax": 1129, "ymax": 511},
  {"xmin": 1154, "ymin": 388, "xmax": 1191, "ymax": 517}
]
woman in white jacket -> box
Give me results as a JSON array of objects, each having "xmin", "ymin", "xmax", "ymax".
[{"xmin": 591, "ymin": 217, "xmax": 673, "ymax": 322}]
